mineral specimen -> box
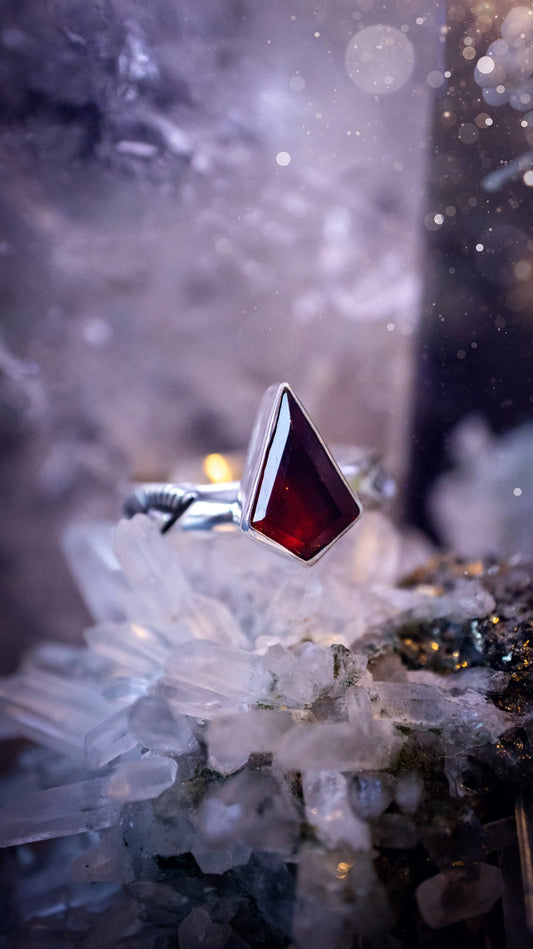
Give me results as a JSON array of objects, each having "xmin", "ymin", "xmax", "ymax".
[{"xmin": 0, "ymin": 512, "xmax": 531, "ymax": 947}]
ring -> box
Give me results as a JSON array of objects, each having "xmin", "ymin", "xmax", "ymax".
[{"xmin": 124, "ymin": 383, "xmax": 394, "ymax": 565}]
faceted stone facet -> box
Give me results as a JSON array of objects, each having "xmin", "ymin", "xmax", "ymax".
[{"xmin": 249, "ymin": 389, "xmax": 361, "ymax": 561}]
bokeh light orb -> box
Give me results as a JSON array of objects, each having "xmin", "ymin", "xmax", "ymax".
[
  {"xmin": 501, "ymin": 5, "xmax": 533, "ymax": 46},
  {"xmin": 345, "ymin": 24, "xmax": 415, "ymax": 95}
]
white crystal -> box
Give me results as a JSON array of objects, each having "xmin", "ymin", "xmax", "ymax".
[
  {"xmin": 0, "ymin": 669, "xmax": 113, "ymax": 759},
  {"xmin": 195, "ymin": 794, "xmax": 245, "ymax": 848},
  {"xmin": 302, "ymin": 771, "xmax": 371, "ymax": 851},
  {"xmin": 114, "ymin": 516, "xmax": 190, "ymax": 624},
  {"xmin": 395, "ymin": 772, "xmax": 424, "ymax": 815},
  {"xmin": 347, "ymin": 587, "xmax": 426, "ymax": 647},
  {"xmin": 84, "ymin": 706, "xmax": 138, "ymax": 770},
  {"xmin": 176, "ymin": 593, "xmax": 249, "ymax": 649},
  {"xmin": 195, "ymin": 769, "xmax": 300, "ymax": 856},
  {"xmin": 128, "ymin": 694, "xmax": 198, "ymax": 756},
  {"xmin": 429, "ymin": 417, "xmax": 533, "ymax": 559},
  {"xmin": 413, "ymin": 578, "xmax": 496, "ymax": 623},
  {"xmin": 191, "ymin": 838, "xmax": 252, "ymax": 875},
  {"xmin": 124, "ymin": 798, "xmax": 195, "ymax": 859},
  {"xmin": 101, "ymin": 676, "xmax": 148, "ymax": 705},
  {"xmin": 165, "ymin": 639, "xmax": 272, "ymax": 703},
  {"xmin": 400, "ymin": 670, "xmax": 511, "ymax": 743},
  {"xmin": 447, "ymin": 689, "xmax": 511, "ymax": 746},
  {"xmin": 70, "ymin": 826, "xmax": 134, "ymax": 883},
  {"xmin": 21, "ymin": 639, "xmax": 108, "ymax": 681},
  {"xmin": 166, "ymin": 528, "xmax": 292, "ymax": 642},
  {"xmin": 350, "ymin": 772, "xmax": 396, "ymax": 819},
  {"xmin": 178, "ymin": 907, "xmax": 233, "ymax": 949},
  {"xmin": 408, "ymin": 666, "xmax": 510, "ymax": 695},
  {"xmin": 330, "ymin": 649, "xmax": 369, "ymax": 698},
  {"xmin": 416, "ymin": 864, "xmax": 504, "ymax": 928},
  {"xmin": 0, "ymin": 777, "xmax": 120, "ymax": 846},
  {"xmin": 106, "ymin": 755, "xmax": 178, "ymax": 802},
  {"xmin": 207, "ymin": 709, "xmax": 293, "ymax": 774},
  {"xmin": 12, "ymin": 833, "xmax": 104, "ymax": 921},
  {"xmin": 295, "ymin": 642, "xmax": 334, "ymax": 694},
  {"xmin": 62, "ymin": 522, "xmax": 130, "ymax": 623},
  {"xmin": 263, "ymin": 645, "xmax": 317, "ymax": 706},
  {"xmin": 350, "ymin": 511, "xmax": 403, "ymax": 585},
  {"xmin": 370, "ymin": 680, "xmax": 460, "ymax": 726},
  {"xmin": 127, "ymin": 880, "xmax": 189, "ymax": 925},
  {"xmin": 259, "ymin": 570, "xmax": 340, "ymax": 648},
  {"xmin": 151, "ymin": 675, "xmax": 250, "ymax": 720},
  {"xmin": 85, "ymin": 622, "xmax": 171, "ymax": 676},
  {"xmin": 256, "ymin": 532, "xmax": 440, "ymax": 649},
  {"xmin": 275, "ymin": 715, "xmax": 401, "ymax": 773},
  {"xmin": 68, "ymin": 899, "xmax": 142, "ymax": 944}
]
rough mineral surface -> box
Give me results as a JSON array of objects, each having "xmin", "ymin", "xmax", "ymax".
[{"xmin": 0, "ymin": 512, "xmax": 531, "ymax": 947}]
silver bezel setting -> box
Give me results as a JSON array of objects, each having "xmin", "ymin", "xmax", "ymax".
[{"xmin": 238, "ymin": 382, "xmax": 362, "ymax": 565}]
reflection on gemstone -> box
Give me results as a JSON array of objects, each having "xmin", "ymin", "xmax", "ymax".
[{"xmin": 250, "ymin": 389, "xmax": 361, "ymax": 561}]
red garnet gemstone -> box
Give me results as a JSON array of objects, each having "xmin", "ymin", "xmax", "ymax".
[{"xmin": 250, "ymin": 389, "xmax": 361, "ymax": 561}]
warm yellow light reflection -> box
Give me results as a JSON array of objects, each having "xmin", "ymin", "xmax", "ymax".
[
  {"xmin": 132, "ymin": 624, "xmax": 150, "ymax": 640},
  {"xmin": 417, "ymin": 584, "xmax": 440, "ymax": 597},
  {"xmin": 336, "ymin": 861, "xmax": 353, "ymax": 879},
  {"xmin": 204, "ymin": 453, "xmax": 233, "ymax": 484},
  {"xmin": 431, "ymin": 642, "xmax": 440, "ymax": 652}
]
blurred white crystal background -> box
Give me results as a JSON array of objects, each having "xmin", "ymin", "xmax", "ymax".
[
  {"xmin": 0, "ymin": 0, "xmax": 442, "ymax": 667},
  {"xmin": 430, "ymin": 417, "xmax": 533, "ymax": 560}
]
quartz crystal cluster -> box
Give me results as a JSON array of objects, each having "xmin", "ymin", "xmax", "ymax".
[{"xmin": 0, "ymin": 512, "xmax": 532, "ymax": 946}]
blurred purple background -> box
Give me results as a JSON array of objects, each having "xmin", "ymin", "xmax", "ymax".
[{"xmin": 1, "ymin": 0, "xmax": 532, "ymax": 671}]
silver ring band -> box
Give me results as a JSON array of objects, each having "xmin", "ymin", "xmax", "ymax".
[
  {"xmin": 123, "ymin": 383, "xmax": 395, "ymax": 564},
  {"xmin": 123, "ymin": 451, "xmax": 394, "ymax": 534}
]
